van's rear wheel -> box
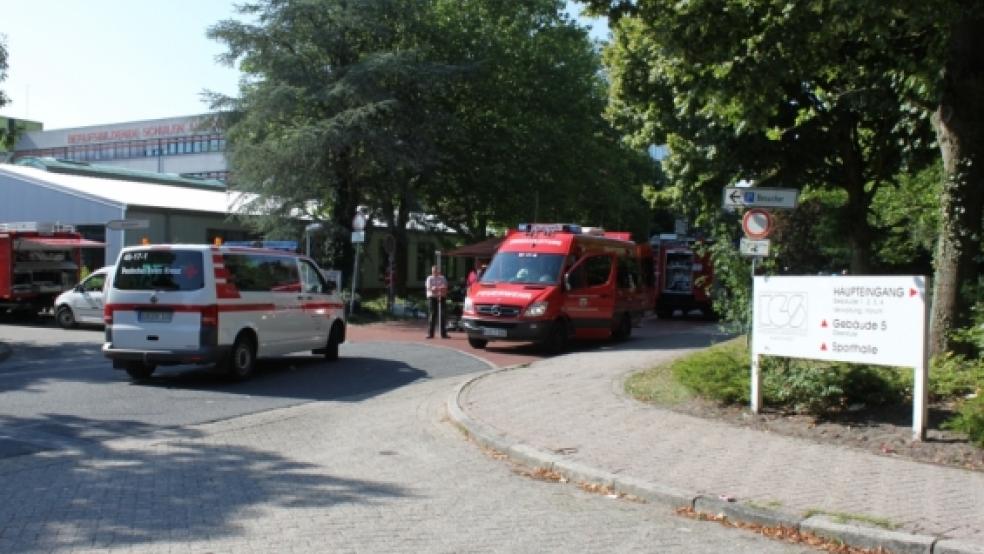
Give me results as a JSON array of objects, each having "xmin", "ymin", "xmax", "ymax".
[
  {"xmin": 56, "ymin": 306, "xmax": 76, "ymax": 329},
  {"xmin": 323, "ymin": 325, "xmax": 341, "ymax": 361},
  {"xmin": 467, "ymin": 336, "xmax": 488, "ymax": 349},
  {"xmin": 124, "ymin": 363, "xmax": 155, "ymax": 381},
  {"xmin": 225, "ymin": 335, "xmax": 256, "ymax": 380}
]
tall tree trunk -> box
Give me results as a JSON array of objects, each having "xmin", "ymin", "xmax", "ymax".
[
  {"xmin": 929, "ymin": 17, "xmax": 984, "ymax": 357},
  {"xmin": 841, "ymin": 126, "xmax": 875, "ymax": 274}
]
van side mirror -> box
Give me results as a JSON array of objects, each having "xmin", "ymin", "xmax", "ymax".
[
  {"xmin": 563, "ymin": 272, "xmax": 571, "ymax": 291},
  {"xmin": 75, "ymin": 284, "xmax": 85, "ymax": 293}
]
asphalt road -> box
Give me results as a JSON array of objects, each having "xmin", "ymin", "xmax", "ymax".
[{"xmin": 0, "ymin": 318, "xmax": 810, "ymax": 553}]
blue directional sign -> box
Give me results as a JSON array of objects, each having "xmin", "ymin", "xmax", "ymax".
[{"xmin": 723, "ymin": 187, "xmax": 799, "ymax": 209}]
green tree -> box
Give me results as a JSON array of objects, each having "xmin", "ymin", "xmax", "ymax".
[
  {"xmin": 1, "ymin": 35, "xmax": 11, "ymax": 148},
  {"xmin": 210, "ymin": 0, "xmax": 655, "ymax": 292},
  {"xmin": 585, "ymin": 0, "xmax": 984, "ymax": 355}
]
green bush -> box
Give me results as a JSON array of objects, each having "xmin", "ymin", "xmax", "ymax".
[
  {"xmin": 930, "ymin": 352, "xmax": 984, "ymax": 400},
  {"xmin": 943, "ymin": 394, "xmax": 984, "ymax": 447},
  {"xmin": 670, "ymin": 338, "xmax": 750, "ymax": 404},
  {"xmin": 762, "ymin": 359, "xmax": 847, "ymax": 414}
]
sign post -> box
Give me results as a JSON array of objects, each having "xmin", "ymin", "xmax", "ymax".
[
  {"xmin": 751, "ymin": 275, "xmax": 929, "ymax": 440},
  {"xmin": 350, "ymin": 213, "xmax": 366, "ymax": 314}
]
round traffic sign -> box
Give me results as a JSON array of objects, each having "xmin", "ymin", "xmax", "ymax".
[{"xmin": 742, "ymin": 208, "xmax": 773, "ymax": 239}]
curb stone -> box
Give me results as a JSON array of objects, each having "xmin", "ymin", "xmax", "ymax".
[
  {"xmin": 801, "ymin": 516, "xmax": 936, "ymax": 554},
  {"xmin": 448, "ymin": 366, "xmax": 984, "ymax": 554},
  {"xmin": 934, "ymin": 539, "xmax": 984, "ymax": 554},
  {"xmin": 693, "ymin": 496, "xmax": 802, "ymax": 530}
]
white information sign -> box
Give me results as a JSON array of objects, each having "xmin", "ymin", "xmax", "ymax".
[
  {"xmin": 351, "ymin": 231, "xmax": 365, "ymax": 243},
  {"xmin": 740, "ymin": 238, "xmax": 770, "ymax": 256},
  {"xmin": 751, "ymin": 275, "xmax": 929, "ymax": 439}
]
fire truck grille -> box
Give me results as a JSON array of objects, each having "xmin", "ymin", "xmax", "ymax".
[{"xmin": 476, "ymin": 304, "xmax": 522, "ymax": 317}]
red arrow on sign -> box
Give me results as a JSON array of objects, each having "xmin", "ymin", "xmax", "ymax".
[
  {"xmin": 910, "ymin": 288, "xmax": 919, "ymax": 297},
  {"xmin": 820, "ymin": 343, "xmax": 828, "ymax": 351},
  {"xmin": 821, "ymin": 319, "xmax": 828, "ymax": 328}
]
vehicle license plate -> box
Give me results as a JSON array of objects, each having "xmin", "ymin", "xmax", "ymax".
[
  {"xmin": 482, "ymin": 327, "xmax": 506, "ymax": 337},
  {"xmin": 138, "ymin": 310, "xmax": 172, "ymax": 323}
]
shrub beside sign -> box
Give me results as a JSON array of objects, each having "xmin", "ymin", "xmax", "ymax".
[{"xmin": 751, "ymin": 275, "xmax": 929, "ymax": 440}]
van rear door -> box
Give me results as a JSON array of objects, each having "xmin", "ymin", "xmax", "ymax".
[{"xmin": 109, "ymin": 249, "xmax": 209, "ymax": 351}]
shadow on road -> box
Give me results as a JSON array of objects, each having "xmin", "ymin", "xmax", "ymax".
[{"xmin": 0, "ymin": 413, "xmax": 411, "ymax": 551}]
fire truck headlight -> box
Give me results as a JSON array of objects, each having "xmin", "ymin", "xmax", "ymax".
[
  {"xmin": 525, "ymin": 302, "xmax": 548, "ymax": 317},
  {"xmin": 463, "ymin": 296, "xmax": 474, "ymax": 314}
]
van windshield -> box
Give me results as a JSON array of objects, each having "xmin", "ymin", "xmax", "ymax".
[
  {"xmin": 480, "ymin": 252, "xmax": 564, "ymax": 285},
  {"xmin": 114, "ymin": 250, "xmax": 205, "ymax": 291}
]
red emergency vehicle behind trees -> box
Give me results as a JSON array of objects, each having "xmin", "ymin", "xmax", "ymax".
[
  {"xmin": 0, "ymin": 222, "xmax": 103, "ymax": 316},
  {"xmin": 461, "ymin": 223, "xmax": 654, "ymax": 353},
  {"xmin": 650, "ymin": 233, "xmax": 716, "ymax": 319}
]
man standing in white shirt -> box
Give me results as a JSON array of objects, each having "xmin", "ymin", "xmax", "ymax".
[{"xmin": 425, "ymin": 265, "xmax": 449, "ymax": 338}]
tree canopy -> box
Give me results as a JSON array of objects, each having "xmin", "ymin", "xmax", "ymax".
[
  {"xmin": 208, "ymin": 0, "xmax": 654, "ymax": 290},
  {"xmin": 1, "ymin": 35, "xmax": 11, "ymax": 148},
  {"xmin": 585, "ymin": 0, "xmax": 984, "ymax": 353}
]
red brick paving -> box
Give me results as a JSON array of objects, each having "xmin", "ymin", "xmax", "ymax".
[{"xmin": 346, "ymin": 320, "xmax": 545, "ymax": 369}]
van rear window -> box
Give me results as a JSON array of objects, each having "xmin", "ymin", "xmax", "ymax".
[{"xmin": 114, "ymin": 250, "xmax": 205, "ymax": 291}]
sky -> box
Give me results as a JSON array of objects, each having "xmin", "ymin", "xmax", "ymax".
[{"xmin": 0, "ymin": 0, "xmax": 609, "ymax": 131}]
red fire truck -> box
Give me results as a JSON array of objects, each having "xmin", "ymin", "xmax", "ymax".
[
  {"xmin": 461, "ymin": 223, "xmax": 654, "ymax": 353},
  {"xmin": 0, "ymin": 222, "xmax": 103, "ymax": 316},
  {"xmin": 650, "ymin": 233, "xmax": 715, "ymax": 319}
]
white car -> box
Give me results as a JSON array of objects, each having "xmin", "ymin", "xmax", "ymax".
[{"xmin": 54, "ymin": 266, "xmax": 113, "ymax": 329}]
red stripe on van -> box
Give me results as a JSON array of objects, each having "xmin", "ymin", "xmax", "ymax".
[
  {"xmin": 216, "ymin": 283, "xmax": 242, "ymax": 299},
  {"xmin": 105, "ymin": 303, "xmax": 275, "ymax": 313}
]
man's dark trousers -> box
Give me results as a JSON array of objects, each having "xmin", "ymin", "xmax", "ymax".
[{"xmin": 428, "ymin": 296, "xmax": 448, "ymax": 338}]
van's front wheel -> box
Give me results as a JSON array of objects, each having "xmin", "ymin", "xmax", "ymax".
[
  {"xmin": 541, "ymin": 320, "xmax": 568, "ymax": 355},
  {"xmin": 225, "ymin": 335, "xmax": 256, "ymax": 380},
  {"xmin": 467, "ymin": 336, "xmax": 488, "ymax": 349}
]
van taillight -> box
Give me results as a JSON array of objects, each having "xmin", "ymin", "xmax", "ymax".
[
  {"xmin": 201, "ymin": 305, "xmax": 219, "ymax": 326},
  {"xmin": 103, "ymin": 305, "xmax": 115, "ymax": 325}
]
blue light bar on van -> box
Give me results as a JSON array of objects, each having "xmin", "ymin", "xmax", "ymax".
[
  {"xmin": 225, "ymin": 240, "xmax": 299, "ymax": 251},
  {"xmin": 517, "ymin": 223, "xmax": 582, "ymax": 234}
]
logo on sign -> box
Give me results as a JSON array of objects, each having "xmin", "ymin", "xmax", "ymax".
[{"xmin": 758, "ymin": 292, "xmax": 809, "ymax": 335}]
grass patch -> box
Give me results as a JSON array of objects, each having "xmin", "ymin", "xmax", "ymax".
[
  {"xmin": 671, "ymin": 337, "xmax": 750, "ymax": 404},
  {"xmin": 803, "ymin": 509, "xmax": 897, "ymax": 530},
  {"xmin": 624, "ymin": 362, "xmax": 695, "ymax": 406}
]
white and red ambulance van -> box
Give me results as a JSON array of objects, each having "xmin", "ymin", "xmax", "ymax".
[
  {"xmin": 102, "ymin": 244, "xmax": 346, "ymax": 381},
  {"xmin": 461, "ymin": 223, "xmax": 654, "ymax": 353}
]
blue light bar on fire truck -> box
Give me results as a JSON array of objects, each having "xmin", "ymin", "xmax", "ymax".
[{"xmin": 517, "ymin": 223, "xmax": 582, "ymax": 234}]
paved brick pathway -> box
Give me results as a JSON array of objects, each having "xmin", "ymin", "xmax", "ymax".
[{"xmin": 455, "ymin": 322, "xmax": 984, "ymax": 548}]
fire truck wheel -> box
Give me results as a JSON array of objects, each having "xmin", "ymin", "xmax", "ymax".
[
  {"xmin": 542, "ymin": 321, "xmax": 568, "ymax": 355},
  {"xmin": 467, "ymin": 336, "xmax": 488, "ymax": 349},
  {"xmin": 613, "ymin": 313, "xmax": 632, "ymax": 341},
  {"xmin": 56, "ymin": 306, "xmax": 77, "ymax": 329},
  {"xmin": 124, "ymin": 363, "xmax": 155, "ymax": 381}
]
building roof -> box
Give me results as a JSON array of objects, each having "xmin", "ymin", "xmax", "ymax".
[
  {"xmin": 0, "ymin": 163, "xmax": 249, "ymax": 215},
  {"xmin": 14, "ymin": 156, "xmax": 225, "ymax": 190}
]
